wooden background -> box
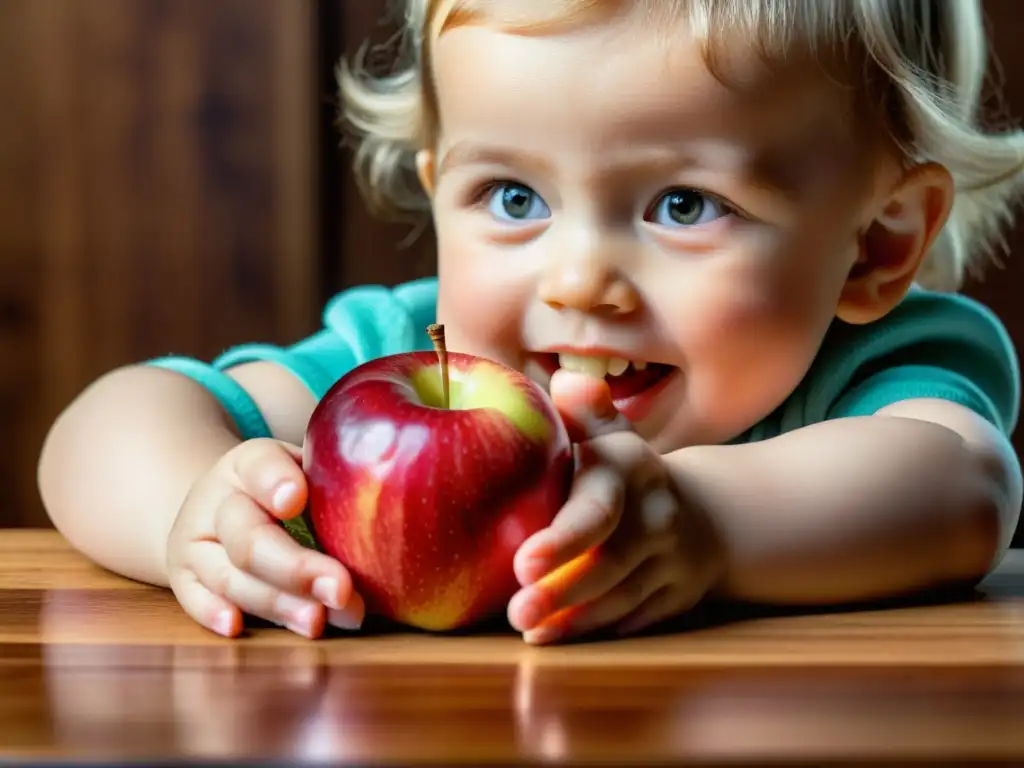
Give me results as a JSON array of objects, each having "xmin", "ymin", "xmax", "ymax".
[{"xmin": 0, "ymin": 0, "xmax": 1021, "ymax": 547}]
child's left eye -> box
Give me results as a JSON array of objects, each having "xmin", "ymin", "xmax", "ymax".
[
  {"xmin": 486, "ymin": 182, "xmax": 551, "ymax": 222},
  {"xmin": 646, "ymin": 188, "xmax": 730, "ymax": 228}
]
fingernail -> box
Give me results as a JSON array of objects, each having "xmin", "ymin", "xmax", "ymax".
[
  {"xmin": 286, "ymin": 607, "xmax": 319, "ymax": 638},
  {"xmin": 212, "ymin": 610, "xmax": 234, "ymax": 637},
  {"xmin": 312, "ymin": 576, "xmax": 341, "ymax": 610},
  {"xmin": 328, "ymin": 592, "xmax": 365, "ymax": 631},
  {"xmin": 272, "ymin": 481, "xmax": 299, "ymax": 514},
  {"xmin": 276, "ymin": 593, "xmax": 317, "ymax": 636}
]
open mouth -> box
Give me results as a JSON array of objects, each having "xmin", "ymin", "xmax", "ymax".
[{"xmin": 530, "ymin": 352, "xmax": 679, "ymax": 421}]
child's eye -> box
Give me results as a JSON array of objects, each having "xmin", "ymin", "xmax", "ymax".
[
  {"xmin": 647, "ymin": 188, "xmax": 730, "ymax": 228},
  {"xmin": 486, "ymin": 182, "xmax": 551, "ymax": 222}
]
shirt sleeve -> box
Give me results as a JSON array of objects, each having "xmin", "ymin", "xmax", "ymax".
[
  {"xmin": 815, "ymin": 290, "xmax": 1020, "ymax": 436},
  {"xmin": 147, "ymin": 277, "xmax": 439, "ymax": 440}
]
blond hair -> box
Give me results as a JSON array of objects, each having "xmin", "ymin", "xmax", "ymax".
[{"xmin": 339, "ymin": 0, "xmax": 1024, "ymax": 292}]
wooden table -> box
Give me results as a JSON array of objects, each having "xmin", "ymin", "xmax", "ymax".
[{"xmin": 3, "ymin": 530, "xmax": 1024, "ymax": 766}]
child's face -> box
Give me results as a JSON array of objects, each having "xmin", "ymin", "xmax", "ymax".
[{"xmin": 424, "ymin": 13, "xmax": 884, "ymax": 452}]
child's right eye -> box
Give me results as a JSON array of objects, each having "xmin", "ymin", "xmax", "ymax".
[{"xmin": 484, "ymin": 182, "xmax": 551, "ymax": 222}]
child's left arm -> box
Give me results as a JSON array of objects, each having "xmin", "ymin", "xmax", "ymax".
[
  {"xmin": 669, "ymin": 396, "xmax": 1021, "ymax": 605},
  {"xmin": 509, "ymin": 377, "xmax": 1020, "ymax": 645}
]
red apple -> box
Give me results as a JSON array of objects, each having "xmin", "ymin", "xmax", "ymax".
[{"xmin": 295, "ymin": 324, "xmax": 574, "ymax": 632}]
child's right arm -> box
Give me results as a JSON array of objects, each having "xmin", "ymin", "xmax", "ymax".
[
  {"xmin": 37, "ymin": 361, "xmax": 364, "ymax": 638},
  {"xmin": 38, "ymin": 278, "xmax": 438, "ymax": 637}
]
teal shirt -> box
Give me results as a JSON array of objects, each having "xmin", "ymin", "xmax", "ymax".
[{"xmin": 148, "ymin": 277, "xmax": 1020, "ymax": 443}]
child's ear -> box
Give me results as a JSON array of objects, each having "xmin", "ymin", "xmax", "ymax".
[
  {"xmin": 416, "ymin": 149, "xmax": 437, "ymax": 198},
  {"xmin": 837, "ymin": 162, "xmax": 954, "ymax": 324}
]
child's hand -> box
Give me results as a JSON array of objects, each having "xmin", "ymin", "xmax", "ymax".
[
  {"xmin": 166, "ymin": 438, "xmax": 365, "ymax": 639},
  {"xmin": 507, "ymin": 371, "xmax": 723, "ymax": 644}
]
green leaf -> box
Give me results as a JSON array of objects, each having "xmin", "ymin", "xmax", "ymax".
[{"xmin": 281, "ymin": 511, "xmax": 320, "ymax": 551}]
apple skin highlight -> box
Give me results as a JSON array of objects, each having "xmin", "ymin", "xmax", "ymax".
[{"xmin": 302, "ymin": 347, "xmax": 574, "ymax": 632}]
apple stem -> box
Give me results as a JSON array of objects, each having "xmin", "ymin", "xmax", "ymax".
[{"xmin": 426, "ymin": 323, "xmax": 450, "ymax": 409}]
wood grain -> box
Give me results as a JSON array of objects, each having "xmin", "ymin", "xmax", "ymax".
[
  {"xmin": 2, "ymin": 529, "xmax": 1024, "ymax": 764},
  {"xmin": 0, "ymin": 0, "xmax": 319, "ymax": 528}
]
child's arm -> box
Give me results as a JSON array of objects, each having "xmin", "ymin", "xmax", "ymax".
[
  {"xmin": 37, "ymin": 360, "xmax": 316, "ymax": 587},
  {"xmin": 36, "ymin": 279, "xmax": 438, "ymax": 593},
  {"xmin": 508, "ymin": 367, "xmax": 1018, "ymax": 644},
  {"xmin": 669, "ymin": 399, "xmax": 1021, "ymax": 605}
]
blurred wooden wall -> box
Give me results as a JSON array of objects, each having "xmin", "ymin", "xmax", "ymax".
[
  {"xmin": 0, "ymin": 0, "xmax": 321, "ymax": 531},
  {"xmin": 0, "ymin": 1, "xmax": 1021, "ymax": 545}
]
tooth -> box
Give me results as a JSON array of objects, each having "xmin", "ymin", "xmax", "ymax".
[
  {"xmin": 633, "ymin": 360, "xmax": 648, "ymax": 371},
  {"xmin": 558, "ymin": 353, "xmax": 609, "ymax": 378},
  {"xmin": 607, "ymin": 357, "xmax": 629, "ymax": 377}
]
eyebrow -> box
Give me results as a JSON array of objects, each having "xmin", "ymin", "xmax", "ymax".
[
  {"xmin": 437, "ymin": 141, "xmax": 556, "ymax": 178},
  {"xmin": 437, "ymin": 141, "xmax": 708, "ymax": 183}
]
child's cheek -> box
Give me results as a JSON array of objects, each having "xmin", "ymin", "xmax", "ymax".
[
  {"xmin": 435, "ymin": 243, "xmax": 534, "ymax": 360},
  {"xmin": 659, "ymin": 256, "xmax": 798, "ymax": 348},
  {"xmin": 662, "ymin": 258, "xmax": 835, "ymax": 430}
]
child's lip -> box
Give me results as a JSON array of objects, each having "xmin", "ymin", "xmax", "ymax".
[{"xmin": 613, "ymin": 367, "xmax": 680, "ymax": 423}]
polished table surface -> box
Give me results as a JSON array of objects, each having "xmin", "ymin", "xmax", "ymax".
[{"xmin": 3, "ymin": 529, "xmax": 1024, "ymax": 765}]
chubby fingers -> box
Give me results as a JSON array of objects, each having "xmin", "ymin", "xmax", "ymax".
[
  {"xmin": 507, "ymin": 532, "xmax": 653, "ymax": 635},
  {"xmin": 169, "ymin": 438, "xmax": 366, "ymax": 638},
  {"xmin": 508, "ymin": 479, "xmax": 680, "ymax": 635},
  {"xmin": 176, "ymin": 539, "xmax": 326, "ymax": 639},
  {"xmin": 225, "ymin": 439, "xmax": 360, "ymax": 604},
  {"xmin": 514, "ymin": 460, "xmax": 625, "ymax": 587},
  {"xmin": 520, "ymin": 559, "xmax": 671, "ymax": 644},
  {"xmin": 168, "ymin": 565, "xmax": 244, "ymax": 638},
  {"xmin": 514, "ymin": 431, "xmax": 667, "ymax": 585},
  {"xmin": 229, "ymin": 438, "xmax": 308, "ymax": 520},
  {"xmin": 215, "ymin": 487, "xmax": 364, "ymax": 625},
  {"xmin": 548, "ymin": 369, "xmax": 633, "ymax": 442},
  {"xmin": 514, "ymin": 369, "xmax": 651, "ymax": 582}
]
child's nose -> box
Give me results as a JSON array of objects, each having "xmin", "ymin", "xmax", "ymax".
[{"xmin": 537, "ymin": 258, "xmax": 640, "ymax": 317}]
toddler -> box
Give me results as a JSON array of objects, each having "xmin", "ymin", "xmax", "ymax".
[{"xmin": 39, "ymin": 0, "xmax": 1023, "ymax": 644}]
